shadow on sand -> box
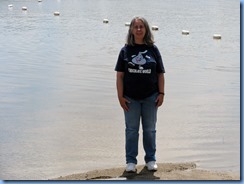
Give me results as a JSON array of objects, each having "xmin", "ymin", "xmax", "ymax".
[{"xmin": 119, "ymin": 166, "xmax": 160, "ymax": 180}]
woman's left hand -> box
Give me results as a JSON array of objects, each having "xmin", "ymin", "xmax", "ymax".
[{"xmin": 155, "ymin": 94, "xmax": 164, "ymax": 107}]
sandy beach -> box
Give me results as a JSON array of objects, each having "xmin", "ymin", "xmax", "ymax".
[{"xmin": 51, "ymin": 162, "xmax": 240, "ymax": 180}]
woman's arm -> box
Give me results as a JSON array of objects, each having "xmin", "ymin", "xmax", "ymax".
[
  {"xmin": 116, "ymin": 72, "xmax": 130, "ymax": 111},
  {"xmin": 155, "ymin": 73, "xmax": 165, "ymax": 107}
]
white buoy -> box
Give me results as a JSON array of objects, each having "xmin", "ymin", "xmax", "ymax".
[
  {"xmin": 182, "ymin": 30, "xmax": 189, "ymax": 35},
  {"xmin": 125, "ymin": 22, "xmax": 130, "ymax": 26},
  {"xmin": 103, "ymin": 19, "xmax": 109, "ymax": 23},
  {"xmin": 22, "ymin": 6, "xmax": 27, "ymax": 11},
  {"xmin": 54, "ymin": 11, "xmax": 60, "ymax": 16},
  {"xmin": 8, "ymin": 4, "xmax": 13, "ymax": 8},
  {"xmin": 152, "ymin": 26, "xmax": 159, "ymax": 31},
  {"xmin": 213, "ymin": 34, "xmax": 221, "ymax": 39}
]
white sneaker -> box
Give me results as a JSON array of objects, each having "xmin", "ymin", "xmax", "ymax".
[
  {"xmin": 146, "ymin": 161, "xmax": 158, "ymax": 171},
  {"xmin": 125, "ymin": 163, "xmax": 136, "ymax": 172}
]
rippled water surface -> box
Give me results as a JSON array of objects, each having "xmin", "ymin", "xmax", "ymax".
[{"xmin": 0, "ymin": 0, "xmax": 240, "ymax": 180}]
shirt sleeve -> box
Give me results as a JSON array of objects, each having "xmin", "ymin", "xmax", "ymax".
[
  {"xmin": 115, "ymin": 46, "xmax": 126, "ymax": 72},
  {"xmin": 153, "ymin": 45, "xmax": 165, "ymax": 73}
]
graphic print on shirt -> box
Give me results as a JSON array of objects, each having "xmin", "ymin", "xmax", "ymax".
[{"xmin": 128, "ymin": 50, "xmax": 156, "ymax": 74}]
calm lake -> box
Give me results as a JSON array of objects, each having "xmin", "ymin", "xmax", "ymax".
[{"xmin": 0, "ymin": 0, "xmax": 240, "ymax": 180}]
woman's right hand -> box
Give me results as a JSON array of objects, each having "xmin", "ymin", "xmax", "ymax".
[{"xmin": 118, "ymin": 97, "xmax": 130, "ymax": 112}]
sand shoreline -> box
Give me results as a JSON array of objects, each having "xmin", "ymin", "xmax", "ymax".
[{"xmin": 51, "ymin": 162, "xmax": 240, "ymax": 180}]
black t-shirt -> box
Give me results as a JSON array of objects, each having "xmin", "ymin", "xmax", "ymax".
[{"xmin": 115, "ymin": 44, "xmax": 165, "ymax": 100}]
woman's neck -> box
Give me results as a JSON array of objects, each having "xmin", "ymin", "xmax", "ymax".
[{"xmin": 134, "ymin": 39, "xmax": 144, "ymax": 45}]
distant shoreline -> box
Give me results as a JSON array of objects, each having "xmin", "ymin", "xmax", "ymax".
[{"xmin": 51, "ymin": 162, "xmax": 240, "ymax": 180}]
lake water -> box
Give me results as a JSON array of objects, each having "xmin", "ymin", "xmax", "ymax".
[{"xmin": 0, "ymin": 0, "xmax": 240, "ymax": 180}]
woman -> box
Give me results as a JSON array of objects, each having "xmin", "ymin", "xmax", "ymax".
[{"xmin": 115, "ymin": 16, "xmax": 165, "ymax": 172}]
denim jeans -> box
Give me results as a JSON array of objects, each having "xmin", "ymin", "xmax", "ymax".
[{"xmin": 124, "ymin": 93, "xmax": 158, "ymax": 164}]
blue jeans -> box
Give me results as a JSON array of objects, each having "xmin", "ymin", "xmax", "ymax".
[{"xmin": 124, "ymin": 93, "xmax": 158, "ymax": 164}]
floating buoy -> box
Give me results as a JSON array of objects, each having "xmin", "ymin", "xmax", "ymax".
[
  {"xmin": 182, "ymin": 30, "xmax": 189, "ymax": 35},
  {"xmin": 54, "ymin": 11, "xmax": 60, "ymax": 16},
  {"xmin": 103, "ymin": 19, "xmax": 109, "ymax": 23},
  {"xmin": 8, "ymin": 4, "xmax": 13, "ymax": 8},
  {"xmin": 152, "ymin": 26, "xmax": 159, "ymax": 31},
  {"xmin": 38, "ymin": 0, "xmax": 42, "ymax": 2},
  {"xmin": 22, "ymin": 6, "xmax": 27, "ymax": 11},
  {"xmin": 213, "ymin": 34, "xmax": 221, "ymax": 39},
  {"xmin": 125, "ymin": 22, "xmax": 130, "ymax": 26}
]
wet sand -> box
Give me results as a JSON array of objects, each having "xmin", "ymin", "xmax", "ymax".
[{"xmin": 51, "ymin": 162, "xmax": 240, "ymax": 180}]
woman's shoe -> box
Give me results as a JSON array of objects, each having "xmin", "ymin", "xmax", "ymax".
[
  {"xmin": 146, "ymin": 161, "xmax": 158, "ymax": 171},
  {"xmin": 125, "ymin": 163, "xmax": 136, "ymax": 172}
]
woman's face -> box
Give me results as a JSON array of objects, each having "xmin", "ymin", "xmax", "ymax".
[{"xmin": 132, "ymin": 19, "xmax": 146, "ymax": 43}]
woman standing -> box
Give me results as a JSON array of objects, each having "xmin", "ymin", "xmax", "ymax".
[{"xmin": 115, "ymin": 16, "xmax": 165, "ymax": 172}]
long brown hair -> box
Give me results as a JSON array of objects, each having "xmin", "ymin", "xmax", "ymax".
[{"xmin": 126, "ymin": 16, "xmax": 154, "ymax": 46}]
